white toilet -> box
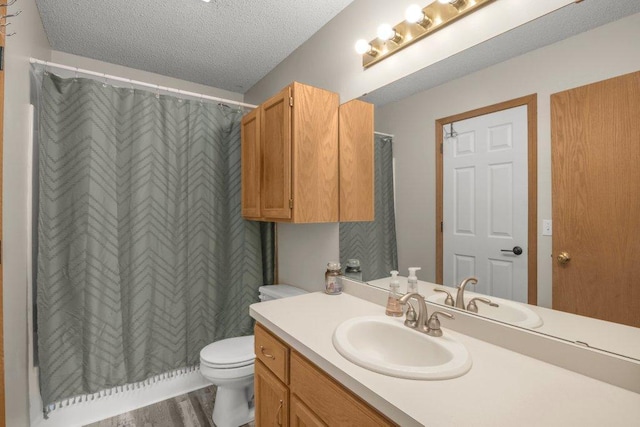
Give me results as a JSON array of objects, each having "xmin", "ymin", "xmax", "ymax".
[{"xmin": 199, "ymin": 284, "xmax": 307, "ymax": 427}]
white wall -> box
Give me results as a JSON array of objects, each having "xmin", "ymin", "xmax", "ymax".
[
  {"xmin": 49, "ymin": 51, "xmax": 244, "ymax": 103},
  {"xmin": 3, "ymin": 1, "xmax": 51, "ymax": 425},
  {"xmin": 244, "ymin": 0, "xmax": 573, "ymax": 290},
  {"xmin": 376, "ymin": 12, "xmax": 640, "ymax": 307},
  {"xmin": 245, "ymin": 0, "xmax": 573, "ymax": 105}
]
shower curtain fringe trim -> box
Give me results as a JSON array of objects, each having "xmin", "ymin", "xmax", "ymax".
[{"xmin": 43, "ymin": 365, "xmax": 200, "ymax": 418}]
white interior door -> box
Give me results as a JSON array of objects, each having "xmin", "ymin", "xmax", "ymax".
[{"xmin": 443, "ymin": 105, "xmax": 528, "ymax": 302}]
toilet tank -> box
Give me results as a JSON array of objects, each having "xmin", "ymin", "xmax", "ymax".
[{"xmin": 259, "ymin": 284, "xmax": 308, "ymax": 301}]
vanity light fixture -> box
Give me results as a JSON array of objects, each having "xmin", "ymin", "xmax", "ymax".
[
  {"xmin": 356, "ymin": 0, "xmax": 495, "ymax": 68},
  {"xmin": 377, "ymin": 23, "xmax": 403, "ymax": 44},
  {"xmin": 405, "ymin": 4, "xmax": 432, "ymax": 28},
  {"xmin": 355, "ymin": 39, "xmax": 379, "ymax": 56},
  {"xmin": 439, "ymin": 0, "xmax": 467, "ymax": 10}
]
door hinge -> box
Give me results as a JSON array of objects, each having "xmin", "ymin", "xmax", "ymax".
[
  {"xmin": 440, "ymin": 143, "xmax": 443, "ymax": 154},
  {"xmin": 289, "ymin": 199, "xmax": 293, "ymax": 209},
  {"xmin": 289, "ymin": 97, "xmax": 293, "ymax": 107},
  {"xmin": 440, "ymin": 221, "xmax": 443, "ymax": 232}
]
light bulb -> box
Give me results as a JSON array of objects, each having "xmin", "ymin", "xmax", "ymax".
[
  {"xmin": 355, "ymin": 39, "xmax": 371, "ymax": 55},
  {"xmin": 438, "ymin": 0, "xmax": 450, "ymax": 4},
  {"xmin": 405, "ymin": 4, "xmax": 424, "ymax": 24},
  {"xmin": 376, "ymin": 23, "xmax": 395, "ymax": 41}
]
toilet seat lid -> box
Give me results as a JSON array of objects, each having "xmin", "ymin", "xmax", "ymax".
[{"xmin": 200, "ymin": 335, "xmax": 255, "ymax": 367}]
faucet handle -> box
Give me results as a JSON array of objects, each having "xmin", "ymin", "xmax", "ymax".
[
  {"xmin": 427, "ymin": 311, "xmax": 454, "ymax": 337},
  {"xmin": 466, "ymin": 297, "xmax": 499, "ymax": 313},
  {"xmin": 404, "ymin": 302, "xmax": 417, "ymax": 328},
  {"xmin": 433, "ymin": 288, "xmax": 454, "ymax": 306}
]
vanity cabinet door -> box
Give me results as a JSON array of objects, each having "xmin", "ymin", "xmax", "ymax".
[
  {"xmin": 255, "ymin": 359, "xmax": 289, "ymax": 427},
  {"xmin": 290, "ymin": 351, "xmax": 396, "ymax": 427},
  {"xmin": 290, "ymin": 395, "xmax": 326, "ymax": 427}
]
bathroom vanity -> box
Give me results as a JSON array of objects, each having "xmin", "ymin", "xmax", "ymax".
[{"xmin": 250, "ymin": 290, "xmax": 640, "ymax": 427}]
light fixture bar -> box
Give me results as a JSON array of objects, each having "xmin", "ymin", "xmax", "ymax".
[{"xmin": 361, "ymin": 0, "xmax": 495, "ymax": 68}]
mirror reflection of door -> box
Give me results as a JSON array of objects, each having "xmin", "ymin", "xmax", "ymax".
[
  {"xmin": 436, "ymin": 95, "xmax": 538, "ymax": 305},
  {"xmin": 551, "ymin": 71, "xmax": 640, "ymax": 328},
  {"xmin": 443, "ymin": 106, "xmax": 528, "ymax": 302}
]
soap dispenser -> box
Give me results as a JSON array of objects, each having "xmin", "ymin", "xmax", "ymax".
[
  {"xmin": 385, "ymin": 271, "xmax": 403, "ymax": 317},
  {"xmin": 407, "ymin": 267, "xmax": 421, "ymax": 293}
]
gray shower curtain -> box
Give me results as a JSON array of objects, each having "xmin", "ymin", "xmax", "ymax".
[
  {"xmin": 340, "ymin": 134, "xmax": 398, "ymax": 281},
  {"xmin": 34, "ymin": 69, "xmax": 273, "ymax": 410}
]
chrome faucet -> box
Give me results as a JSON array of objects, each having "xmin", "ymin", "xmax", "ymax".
[
  {"xmin": 399, "ymin": 292, "xmax": 429, "ymax": 334},
  {"xmin": 455, "ymin": 277, "xmax": 478, "ymax": 309},
  {"xmin": 466, "ymin": 297, "xmax": 499, "ymax": 313},
  {"xmin": 399, "ymin": 292, "xmax": 455, "ymax": 337}
]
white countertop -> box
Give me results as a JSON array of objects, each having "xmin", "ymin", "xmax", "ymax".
[{"xmin": 250, "ymin": 292, "xmax": 640, "ymax": 427}]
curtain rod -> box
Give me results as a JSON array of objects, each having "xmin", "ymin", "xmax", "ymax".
[
  {"xmin": 29, "ymin": 58, "xmax": 258, "ymax": 110},
  {"xmin": 374, "ymin": 131, "xmax": 394, "ymax": 138}
]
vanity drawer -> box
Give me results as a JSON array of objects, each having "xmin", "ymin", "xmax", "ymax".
[
  {"xmin": 290, "ymin": 351, "xmax": 396, "ymax": 427},
  {"xmin": 255, "ymin": 323, "xmax": 289, "ymax": 384}
]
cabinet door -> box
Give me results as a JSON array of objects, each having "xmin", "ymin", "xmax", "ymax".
[
  {"xmin": 339, "ymin": 99, "xmax": 374, "ymax": 222},
  {"xmin": 290, "ymin": 352, "xmax": 396, "ymax": 426},
  {"xmin": 241, "ymin": 108, "xmax": 261, "ymax": 219},
  {"xmin": 261, "ymin": 86, "xmax": 292, "ymax": 220},
  {"xmin": 290, "ymin": 394, "xmax": 326, "ymax": 427},
  {"xmin": 255, "ymin": 359, "xmax": 289, "ymax": 427},
  {"xmin": 290, "ymin": 82, "xmax": 339, "ymax": 223}
]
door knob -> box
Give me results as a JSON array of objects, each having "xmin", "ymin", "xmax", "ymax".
[
  {"xmin": 501, "ymin": 246, "xmax": 523, "ymax": 255},
  {"xmin": 557, "ymin": 251, "xmax": 571, "ymax": 265}
]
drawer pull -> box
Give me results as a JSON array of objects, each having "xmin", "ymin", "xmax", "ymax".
[
  {"xmin": 276, "ymin": 399, "xmax": 283, "ymax": 426},
  {"xmin": 260, "ymin": 345, "xmax": 276, "ymax": 360}
]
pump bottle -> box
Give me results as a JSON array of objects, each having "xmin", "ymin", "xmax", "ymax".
[
  {"xmin": 385, "ymin": 271, "xmax": 403, "ymax": 317},
  {"xmin": 407, "ymin": 267, "xmax": 421, "ymax": 293}
]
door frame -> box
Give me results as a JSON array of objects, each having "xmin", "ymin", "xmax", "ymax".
[
  {"xmin": 1, "ymin": 4, "xmax": 6, "ymax": 423},
  {"xmin": 435, "ymin": 94, "xmax": 538, "ymax": 305}
]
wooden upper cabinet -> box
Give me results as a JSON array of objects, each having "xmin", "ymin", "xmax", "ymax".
[
  {"xmin": 241, "ymin": 108, "xmax": 261, "ymax": 219},
  {"xmin": 339, "ymin": 99, "xmax": 374, "ymax": 222},
  {"xmin": 241, "ymin": 82, "xmax": 340, "ymax": 223}
]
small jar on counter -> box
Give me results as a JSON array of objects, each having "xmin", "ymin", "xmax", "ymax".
[
  {"xmin": 325, "ymin": 262, "xmax": 343, "ymax": 295},
  {"xmin": 344, "ymin": 259, "xmax": 363, "ymax": 282}
]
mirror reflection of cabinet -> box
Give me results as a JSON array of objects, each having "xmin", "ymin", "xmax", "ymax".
[
  {"xmin": 241, "ymin": 82, "xmax": 339, "ymax": 223},
  {"xmin": 241, "ymin": 83, "xmax": 375, "ymax": 223}
]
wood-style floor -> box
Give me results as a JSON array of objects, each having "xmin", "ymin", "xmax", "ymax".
[{"xmin": 85, "ymin": 386, "xmax": 255, "ymax": 427}]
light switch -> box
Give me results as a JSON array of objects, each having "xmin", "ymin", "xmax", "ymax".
[{"xmin": 542, "ymin": 220, "xmax": 552, "ymax": 236}]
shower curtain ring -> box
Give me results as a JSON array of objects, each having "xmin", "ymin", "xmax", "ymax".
[{"xmin": 102, "ymin": 73, "xmax": 108, "ymax": 88}]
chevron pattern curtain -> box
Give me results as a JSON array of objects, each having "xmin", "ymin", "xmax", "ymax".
[
  {"xmin": 35, "ymin": 71, "xmax": 273, "ymax": 410},
  {"xmin": 340, "ymin": 134, "xmax": 398, "ymax": 281}
]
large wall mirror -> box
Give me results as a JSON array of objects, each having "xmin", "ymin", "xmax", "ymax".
[{"xmin": 340, "ymin": 1, "xmax": 640, "ymax": 362}]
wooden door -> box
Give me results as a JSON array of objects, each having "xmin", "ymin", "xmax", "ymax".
[
  {"xmin": 255, "ymin": 360, "xmax": 289, "ymax": 427},
  {"xmin": 338, "ymin": 99, "xmax": 374, "ymax": 222},
  {"xmin": 241, "ymin": 108, "xmax": 261, "ymax": 219},
  {"xmin": 290, "ymin": 395, "xmax": 326, "ymax": 427},
  {"xmin": 443, "ymin": 106, "xmax": 529, "ymax": 302},
  {"xmin": 551, "ymin": 71, "xmax": 640, "ymax": 327},
  {"xmin": 261, "ymin": 86, "xmax": 292, "ymax": 220}
]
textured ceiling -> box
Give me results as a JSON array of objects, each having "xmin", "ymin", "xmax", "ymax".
[
  {"xmin": 361, "ymin": 0, "xmax": 640, "ymax": 106},
  {"xmin": 35, "ymin": 0, "xmax": 354, "ymax": 93}
]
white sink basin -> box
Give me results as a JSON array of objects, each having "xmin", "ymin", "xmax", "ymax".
[
  {"xmin": 332, "ymin": 316, "xmax": 472, "ymax": 380},
  {"xmin": 427, "ymin": 292, "xmax": 543, "ymax": 329}
]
